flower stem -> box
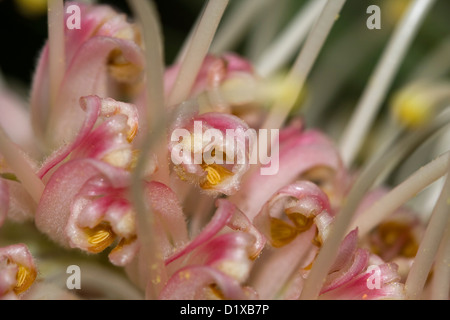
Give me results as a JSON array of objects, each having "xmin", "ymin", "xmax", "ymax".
[
  {"xmin": 128, "ymin": 0, "xmax": 168, "ymax": 299},
  {"xmin": 210, "ymin": 0, "xmax": 274, "ymax": 54},
  {"xmin": 166, "ymin": 0, "xmax": 229, "ymax": 108},
  {"xmin": 47, "ymin": 0, "xmax": 65, "ymax": 114},
  {"xmin": 429, "ymin": 219, "xmax": 450, "ymax": 300},
  {"xmin": 338, "ymin": 0, "xmax": 436, "ymax": 168},
  {"xmin": 405, "ymin": 157, "xmax": 450, "ymax": 300},
  {"xmin": 255, "ymin": 0, "xmax": 327, "ymax": 78},
  {"xmin": 0, "ymin": 126, "xmax": 44, "ymax": 204},
  {"xmin": 260, "ymin": 0, "xmax": 347, "ymax": 132}
]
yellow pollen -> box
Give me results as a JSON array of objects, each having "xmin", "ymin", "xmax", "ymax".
[
  {"xmin": 85, "ymin": 223, "xmax": 116, "ymax": 253},
  {"xmin": 205, "ymin": 166, "xmax": 221, "ymax": 186},
  {"xmin": 200, "ymin": 164, "xmax": 233, "ymax": 189},
  {"xmin": 127, "ymin": 124, "xmax": 138, "ymax": 143},
  {"xmin": 14, "ymin": 265, "xmax": 36, "ymax": 294}
]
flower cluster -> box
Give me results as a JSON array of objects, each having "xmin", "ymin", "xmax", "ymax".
[{"xmin": 0, "ymin": 0, "xmax": 448, "ymax": 300}]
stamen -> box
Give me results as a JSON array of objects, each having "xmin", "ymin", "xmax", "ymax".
[
  {"xmin": 85, "ymin": 223, "xmax": 116, "ymax": 253},
  {"xmin": 338, "ymin": 0, "xmax": 437, "ymax": 167},
  {"xmin": 14, "ymin": 265, "xmax": 37, "ymax": 294},
  {"xmin": 200, "ymin": 163, "xmax": 233, "ymax": 189}
]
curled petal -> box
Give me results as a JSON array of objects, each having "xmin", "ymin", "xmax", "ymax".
[
  {"xmin": 159, "ymin": 265, "xmax": 257, "ymax": 300},
  {"xmin": 38, "ymin": 95, "xmax": 140, "ymax": 180},
  {"xmin": 31, "ymin": 2, "xmax": 143, "ymax": 146},
  {"xmin": 35, "ymin": 158, "xmax": 129, "ymax": 250},
  {"xmin": 37, "ymin": 95, "xmax": 100, "ymax": 180},
  {"xmin": 182, "ymin": 232, "xmax": 254, "ymax": 283},
  {"xmin": 319, "ymin": 260, "xmax": 404, "ymax": 300},
  {"xmin": 170, "ymin": 110, "xmax": 254, "ymax": 195},
  {"xmin": 0, "ymin": 244, "xmax": 37, "ymax": 298},
  {"xmin": 254, "ymin": 180, "xmax": 331, "ymax": 248},
  {"xmin": 165, "ymin": 199, "xmax": 236, "ymax": 265}
]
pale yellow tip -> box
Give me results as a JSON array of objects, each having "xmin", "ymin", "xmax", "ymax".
[
  {"xmin": 15, "ymin": 0, "xmax": 48, "ymax": 17},
  {"xmin": 391, "ymin": 91, "xmax": 431, "ymax": 129}
]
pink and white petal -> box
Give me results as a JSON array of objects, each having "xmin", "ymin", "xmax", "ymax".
[
  {"xmin": 37, "ymin": 95, "xmax": 101, "ymax": 180},
  {"xmin": 46, "ymin": 36, "xmax": 144, "ymax": 148},
  {"xmin": 30, "ymin": 2, "xmax": 129, "ymax": 141},
  {"xmin": 250, "ymin": 227, "xmax": 318, "ymax": 300},
  {"xmin": 158, "ymin": 265, "xmax": 255, "ymax": 300},
  {"xmin": 328, "ymin": 229, "xmax": 359, "ymax": 273},
  {"xmin": 0, "ymin": 88, "xmax": 35, "ymax": 154},
  {"xmin": 165, "ymin": 199, "xmax": 235, "ymax": 265},
  {"xmin": 35, "ymin": 158, "xmax": 129, "ymax": 248},
  {"xmin": 147, "ymin": 181, "xmax": 189, "ymax": 248},
  {"xmin": 4, "ymin": 180, "xmax": 36, "ymax": 223},
  {"xmin": 185, "ymin": 232, "xmax": 254, "ymax": 283},
  {"xmin": 234, "ymin": 129, "xmax": 344, "ymax": 221},
  {"xmin": 321, "ymin": 248, "xmax": 370, "ymax": 294}
]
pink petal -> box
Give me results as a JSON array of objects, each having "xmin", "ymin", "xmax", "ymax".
[
  {"xmin": 48, "ymin": 36, "xmax": 143, "ymax": 148},
  {"xmin": 159, "ymin": 265, "xmax": 256, "ymax": 300},
  {"xmin": 0, "ymin": 88, "xmax": 35, "ymax": 154},
  {"xmin": 37, "ymin": 95, "xmax": 100, "ymax": 180},
  {"xmin": 30, "ymin": 2, "xmax": 141, "ymax": 145},
  {"xmin": 165, "ymin": 199, "xmax": 235, "ymax": 265},
  {"xmin": 35, "ymin": 158, "xmax": 129, "ymax": 248},
  {"xmin": 319, "ymin": 262, "xmax": 404, "ymax": 300},
  {"xmin": 250, "ymin": 227, "xmax": 318, "ymax": 299},
  {"xmin": 254, "ymin": 180, "xmax": 331, "ymax": 248},
  {"xmin": 146, "ymin": 181, "xmax": 189, "ymax": 249},
  {"xmin": 234, "ymin": 126, "xmax": 345, "ymax": 221},
  {"xmin": 183, "ymin": 232, "xmax": 254, "ymax": 282}
]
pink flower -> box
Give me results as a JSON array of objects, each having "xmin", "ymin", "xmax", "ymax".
[
  {"xmin": 160, "ymin": 199, "xmax": 264, "ymax": 299},
  {"xmin": 318, "ymin": 230, "xmax": 405, "ymax": 300},
  {"xmin": 31, "ymin": 1, "xmax": 144, "ymax": 150},
  {"xmin": 0, "ymin": 244, "xmax": 37, "ymax": 300},
  {"xmin": 169, "ymin": 109, "xmax": 254, "ymax": 195}
]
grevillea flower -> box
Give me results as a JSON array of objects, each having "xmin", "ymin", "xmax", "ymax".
[
  {"xmin": 169, "ymin": 108, "xmax": 254, "ymax": 195},
  {"xmin": 31, "ymin": 1, "xmax": 144, "ymax": 150},
  {"xmin": 0, "ymin": 0, "xmax": 449, "ymax": 302},
  {"xmin": 0, "ymin": 244, "xmax": 37, "ymax": 300}
]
